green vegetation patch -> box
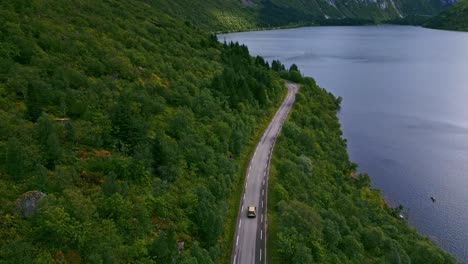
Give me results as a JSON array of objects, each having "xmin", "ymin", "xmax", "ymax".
[{"xmin": 425, "ymin": 0, "xmax": 468, "ymax": 31}]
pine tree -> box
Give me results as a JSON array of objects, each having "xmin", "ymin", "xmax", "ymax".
[
  {"xmin": 25, "ymin": 84, "xmax": 42, "ymax": 122},
  {"xmin": 37, "ymin": 115, "xmax": 62, "ymax": 169},
  {"xmin": 5, "ymin": 137, "xmax": 24, "ymax": 179}
]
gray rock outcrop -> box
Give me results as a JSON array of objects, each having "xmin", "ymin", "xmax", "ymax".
[{"xmin": 14, "ymin": 191, "xmax": 46, "ymax": 218}]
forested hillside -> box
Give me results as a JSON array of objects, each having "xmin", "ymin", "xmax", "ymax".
[
  {"xmin": 152, "ymin": 0, "xmax": 455, "ymax": 31},
  {"xmin": 267, "ymin": 74, "xmax": 457, "ymax": 263},
  {"xmin": 0, "ymin": 1, "xmax": 284, "ymax": 262},
  {"xmin": 425, "ymin": 0, "xmax": 468, "ymax": 31}
]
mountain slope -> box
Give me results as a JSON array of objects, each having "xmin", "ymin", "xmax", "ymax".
[
  {"xmin": 425, "ymin": 0, "xmax": 468, "ymax": 31},
  {"xmin": 152, "ymin": 0, "xmax": 456, "ymax": 31},
  {"xmin": 395, "ymin": 0, "xmax": 456, "ymax": 16}
]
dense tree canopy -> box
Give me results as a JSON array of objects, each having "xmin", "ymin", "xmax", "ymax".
[{"xmin": 0, "ymin": 1, "xmax": 283, "ymax": 262}]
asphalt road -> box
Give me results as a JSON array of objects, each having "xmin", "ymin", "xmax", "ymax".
[{"xmin": 231, "ymin": 82, "xmax": 299, "ymax": 264}]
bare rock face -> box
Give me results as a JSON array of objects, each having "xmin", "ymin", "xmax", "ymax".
[
  {"xmin": 178, "ymin": 241, "xmax": 185, "ymax": 253},
  {"xmin": 14, "ymin": 191, "xmax": 46, "ymax": 218},
  {"xmin": 241, "ymin": 0, "xmax": 257, "ymax": 7}
]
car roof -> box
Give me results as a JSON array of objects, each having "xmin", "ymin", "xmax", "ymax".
[{"xmin": 248, "ymin": 206, "xmax": 256, "ymax": 210}]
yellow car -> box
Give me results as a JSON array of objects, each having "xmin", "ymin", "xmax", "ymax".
[{"xmin": 247, "ymin": 206, "xmax": 256, "ymax": 218}]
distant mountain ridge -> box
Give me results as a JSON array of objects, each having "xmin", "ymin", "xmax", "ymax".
[{"xmin": 152, "ymin": 0, "xmax": 458, "ymax": 31}]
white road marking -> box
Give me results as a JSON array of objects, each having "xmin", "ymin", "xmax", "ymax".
[
  {"xmin": 261, "ymin": 230, "xmax": 263, "ymax": 240},
  {"xmin": 260, "ymin": 249, "xmax": 262, "ymax": 261},
  {"xmin": 262, "ymin": 201, "xmax": 264, "ymax": 208},
  {"xmin": 262, "ymin": 189, "xmax": 264, "ymax": 196},
  {"xmin": 261, "ymin": 214, "xmax": 263, "ymax": 223},
  {"xmin": 239, "ymin": 219, "xmax": 242, "ymax": 228},
  {"xmin": 234, "ymin": 254, "xmax": 237, "ymax": 264},
  {"xmin": 236, "ymin": 235, "xmax": 239, "ymax": 246},
  {"xmin": 264, "ymin": 171, "xmax": 266, "ymax": 176}
]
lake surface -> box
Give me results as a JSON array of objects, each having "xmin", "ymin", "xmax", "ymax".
[{"xmin": 220, "ymin": 25, "xmax": 468, "ymax": 262}]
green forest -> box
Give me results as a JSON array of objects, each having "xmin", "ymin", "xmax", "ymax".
[
  {"xmin": 0, "ymin": 0, "xmax": 458, "ymax": 263},
  {"xmin": 0, "ymin": 1, "xmax": 284, "ymax": 262},
  {"xmin": 425, "ymin": 0, "xmax": 468, "ymax": 31}
]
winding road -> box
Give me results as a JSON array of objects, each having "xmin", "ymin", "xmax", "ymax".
[{"xmin": 231, "ymin": 81, "xmax": 299, "ymax": 264}]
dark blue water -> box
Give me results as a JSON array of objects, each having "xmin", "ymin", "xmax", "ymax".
[{"xmin": 220, "ymin": 25, "xmax": 468, "ymax": 262}]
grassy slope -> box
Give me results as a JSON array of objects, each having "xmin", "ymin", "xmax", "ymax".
[
  {"xmin": 151, "ymin": 0, "xmax": 258, "ymax": 32},
  {"xmin": 425, "ymin": 0, "xmax": 468, "ymax": 31}
]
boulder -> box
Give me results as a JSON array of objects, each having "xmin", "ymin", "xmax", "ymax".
[
  {"xmin": 178, "ymin": 241, "xmax": 185, "ymax": 253},
  {"xmin": 14, "ymin": 191, "xmax": 46, "ymax": 218}
]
